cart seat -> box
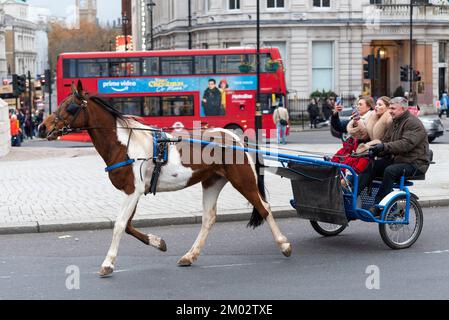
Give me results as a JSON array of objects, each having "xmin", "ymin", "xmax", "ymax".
[
  {"xmin": 373, "ymin": 174, "xmax": 425, "ymax": 188},
  {"xmin": 374, "ymin": 174, "xmax": 425, "ymax": 182}
]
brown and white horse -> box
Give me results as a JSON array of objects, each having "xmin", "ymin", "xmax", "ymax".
[{"xmin": 39, "ymin": 81, "xmax": 291, "ymax": 277}]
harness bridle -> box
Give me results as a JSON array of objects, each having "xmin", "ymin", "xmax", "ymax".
[{"xmin": 52, "ymin": 92, "xmax": 89, "ymax": 136}]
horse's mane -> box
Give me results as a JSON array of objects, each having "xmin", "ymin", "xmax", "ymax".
[{"xmin": 89, "ymin": 96, "xmax": 127, "ymax": 121}]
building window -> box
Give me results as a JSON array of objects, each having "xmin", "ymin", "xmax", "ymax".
[
  {"xmin": 205, "ymin": 0, "xmax": 212, "ymax": 12},
  {"xmin": 312, "ymin": 41, "xmax": 334, "ymax": 92},
  {"xmin": 229, "ymin": 0, "xmax": 240, "ymax": 10},
  {"xmin": 224, "ymin": 42, "xmax": 241, "ymax": 48},
  {"xmin": 439, "ymin": 42, "xmax": 447, "ymax": 64},
  {"xmin": 313, "ymin": 0, "xmax": 330, "ymax": 7},
  {"xmin": 369, "ymin": 0, "xmax": 382, "ymax": 4},
  {"xmin": 267, "ymin": 0, "xmax": 284, "ymax": 9}
]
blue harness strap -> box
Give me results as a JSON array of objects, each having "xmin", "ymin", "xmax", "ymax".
[
  {"xmin": 105, "ymin": 130, "xmax": 170, "ymax": 177},
  {"xmin": 105, "ymin": 158, "xmax": 136, "ymax": 172}
]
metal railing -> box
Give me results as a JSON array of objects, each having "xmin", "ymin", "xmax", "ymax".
[
  {"xmin": 288, "ymin": 95, "xmax": 357, "ymax": 126},
  {"xmin": 372, "ymin": 0, "xmax": 449, "ymax": 15}
]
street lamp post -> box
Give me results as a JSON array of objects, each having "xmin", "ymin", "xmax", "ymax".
[
  {"xmin": 255, "ymin": 0, "xmax": 265, "ymax": 198},
  {"xmin": 409, "ymin": 0, "xmax": 414, "ymax": 105},
  {"xmin": 146, "ymin": 1, "xmax": 156, "ymax": 51},
  {"xmin": 122, "ymin": 15, "xmax": 129, "ymax": 51}
]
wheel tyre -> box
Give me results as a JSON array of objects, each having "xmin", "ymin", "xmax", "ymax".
[
  {"xmin": 379, "ymin": 196, "xmax": 423, "ymax": 250},
  {"xmin": 310, "ymin": 221, "xmax": 346, "ymax": 237},
  {"xmin": 428, "ymin": 136, "xmax": 436, "ymax": 143},
  {"xmin": 225, "ymin": 124, "xmax": 244, "ymax": 137}
]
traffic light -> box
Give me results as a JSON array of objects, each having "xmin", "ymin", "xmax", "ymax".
[
  {"xmin": 39, "ymin": 74, "xmax": 45, "ymax": 86},
  {"xmin": 400, "ymin": 65, "xmax": 409, "ymax": 82},
  {"xmin": 12, "ymin": 74, "xmax": 26, "ymax": 96},
  {"xmin": 413, "ymin": 70, "xmax": 422, "ymax": 82},
  {"xmin": 363, "ymin": 55, "xmax": 375, "ymax": 80}
]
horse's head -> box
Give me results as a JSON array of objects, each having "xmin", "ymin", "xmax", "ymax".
[{"xmin": 39, "ymin": 80, "xmax": 89, "ymax": 141}]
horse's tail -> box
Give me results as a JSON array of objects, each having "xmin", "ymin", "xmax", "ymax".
[{"xmin": 247, "ymin": 156, "xmax": 267, "ymax": 229}]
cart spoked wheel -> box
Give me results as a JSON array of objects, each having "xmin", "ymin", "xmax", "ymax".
[
  {"xmin": 310, "ymin": 221, "xmax": 347, "ymax": 237},
  {"xmin": 379, "ymin": 196, "xmax": 423, "ymax": 250}
]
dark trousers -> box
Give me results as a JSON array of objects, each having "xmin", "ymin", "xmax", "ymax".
[
  {"xmin": 439, "ymin": 109, "xmax": 449, "ymax": 118},
  {"xmin": 357, "ymin": 158, "xmax": 423, "ymax": 204},
  {"xmin": 309, "ymin": 115, "xmax": 318, "ymax": 128}
]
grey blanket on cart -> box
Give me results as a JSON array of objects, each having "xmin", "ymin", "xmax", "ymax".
[{"xmin": 273, "ymin": 163, "xmax": 348, "ymax": 225}]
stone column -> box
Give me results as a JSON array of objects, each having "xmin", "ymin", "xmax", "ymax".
[{"xmin": 0, "ymin": 99, "xmax": 11, "ymax": 158}]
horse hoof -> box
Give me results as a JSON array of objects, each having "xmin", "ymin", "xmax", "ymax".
[
  {"xmin": 281, "ymin": 243, "xmax": 292, "ymax": 257},
  {"xmin": 99, "ymin": 266, "xmax": 114, "ymax": 277},
  {"xmin": 177, "ymin": 257, "xmax": 193, "ymax": 267},
  {"xmin": 159, "ymin": 239, "xmax": 167, "ymax": 252}
]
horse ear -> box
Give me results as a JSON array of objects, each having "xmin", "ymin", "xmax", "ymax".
[{"xmin": 77, "ymin": 80, "xmax": 84, "ymax": 94}]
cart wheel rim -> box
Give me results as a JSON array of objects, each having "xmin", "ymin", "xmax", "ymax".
[
  {"xmin": 384, "ymin": 199, "xmax": 421, "ymax": 246},
  {"xmin": 316, "ymin": 222, "xmax": 345, "ymax": 232}
]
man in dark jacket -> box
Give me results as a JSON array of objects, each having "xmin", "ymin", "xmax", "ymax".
[
  {"xmin": 202, "ymin": 79, "xmax": 222, "ymax": 116},
  {"xmin": 357, "ymin": 97, "xmax": 430, "ymax": 214}
]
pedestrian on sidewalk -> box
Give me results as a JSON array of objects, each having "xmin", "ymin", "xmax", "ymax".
[
  {"xmin": 273, "ymin": 104, "xmax": 289, "ymax": 145},
  {"xmin": 439, "ymin": 92, "xmax": 449, "ymax": 118},
  {"xmin": 307, "ymin": 98, "xmax": 320, "ymax": 129},
  {"xmin": 10, "ymin": 113, "xmax": 21, "ymax": 147},
  {"xmin": 24, "ymin": 109, "xmax": 33, "ymax": 140},
  {"xmin": 322, "ymin": 98, "xmax": 333, "ymax": 121}
]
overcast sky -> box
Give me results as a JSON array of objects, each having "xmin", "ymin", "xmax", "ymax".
[{"xmin": 27, "ymin": 0, "xmax": 121, "ymax": 25}]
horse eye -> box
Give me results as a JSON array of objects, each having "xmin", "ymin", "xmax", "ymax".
[{"xmin": 66, "ymin": 103, "xmax": 80, "ymax": 116}]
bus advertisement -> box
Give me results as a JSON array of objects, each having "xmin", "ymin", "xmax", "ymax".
[{"xmin": 57, "ymin": 48, "xmax": 288, "ymax": 141}]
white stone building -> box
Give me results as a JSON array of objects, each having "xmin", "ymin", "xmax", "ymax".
[
  {"xmin": 132, "ymin": 0, "xmax": 449, "ymax": 106},
  {"xmin": 1, "ymin": 0, "xmax": 37, "ymax": 77},
  {"xmin": 27, "ymin": 6, "xmax": 50, "ymax": 76},
  {"xmin": 0, "ymin": 9, "xmax": 8, "ymax": 82}
]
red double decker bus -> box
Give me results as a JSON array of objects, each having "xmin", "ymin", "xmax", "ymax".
[{"xmin": 57, "ymin": 48, "xmax": 287, "ymax": 141}]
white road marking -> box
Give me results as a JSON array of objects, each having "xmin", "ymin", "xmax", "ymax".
[
  {"xmin": 200, "ymin": 261, "xmax": 282, "ymax": 269},
  {"xmin": 424, "ymin": 249, "xmax": 449, "ymax": 254}
]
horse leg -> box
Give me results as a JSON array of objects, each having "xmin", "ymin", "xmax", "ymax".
[
  {"xmin": 178, "ymin": 176, "xmax": 228, "ymax": 266},
  {"xmin": 226, "ymin": 166, "xmax": 292, "ymax": 257},
  {"xmin": 99, "ymin": 192, "xmax": 141, "ymax": 277},
  {"xmin": 126, "ymin": 208, "xmax": 167, "ymax": 252}
]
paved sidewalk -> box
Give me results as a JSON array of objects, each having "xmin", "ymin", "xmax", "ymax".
[{"xmin": 0, "ymin": 140, "xmax": 448, "ymax": 235}]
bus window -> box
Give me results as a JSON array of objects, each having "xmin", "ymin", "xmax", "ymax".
[
  {"xmin": 259, "ymin": 54, "xmax": 272, "ymax": 72},
  {"xmin": 109, "ymin": 97, "xmax": 142, "ymax": 116},
  {"xmin": 142, "ymin": 57, "xmax": 159, "ymax": 76},
  {"xmin": 63, "ymin": 59, "xmax": 77, "ymax": 78},
  {"xmin": 216, "ymin": 54, "xmax": 253, "ymax": 74},
  {"xmin": 259, "ymin": 93, "xmax": 284, "ymax": 114},
  {"xmin": 109, "ymin": 58, "xmax": 141, "ymax": 77},
  {"xmin": 161, "ymin": 96, "xmax": 194, "ymax": 116},
  {"xmin": 195, "ymin": 56, "xmax": 214, "ymax": 74},
  {"xmin": 161, "ymin": 57, "xmax": 193, "ymax": 75},
  {"xmin": 143, "ymin": 96, "xmax": 161, "ymax": 116},
  {"xmin": 78, "ymin": 59, "xmax": 108, "ymax": 77}
]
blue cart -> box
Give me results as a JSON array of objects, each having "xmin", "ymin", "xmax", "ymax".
[
  {"xmin": 273, "ymin": 153, "xmax": 424, "ymax": 250},
  {"xmin": 185, "ymin": 138, "xmax": 425, "ymax": 250}
]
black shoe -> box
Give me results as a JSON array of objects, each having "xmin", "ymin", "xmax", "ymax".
[{"xmin": 369, "ymin": 206, "xmax": 381, "ymax": 218}]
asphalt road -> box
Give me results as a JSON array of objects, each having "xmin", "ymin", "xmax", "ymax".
[{"xmin": 1, "ymin": 206, "xmax": 448, "ymax": 300}]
